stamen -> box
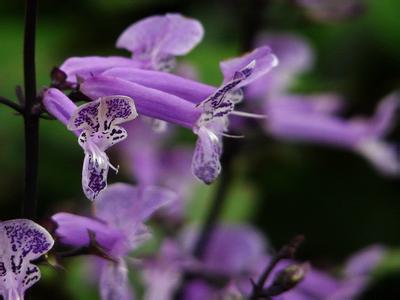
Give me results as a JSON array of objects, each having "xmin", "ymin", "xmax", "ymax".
[
  {"xmin": 222, "ymin": 132, "xmax": 245, "ymax": 139},
  {"xmin": 230, "ymin": 111, "xmax": 267, "ymax": 119}
]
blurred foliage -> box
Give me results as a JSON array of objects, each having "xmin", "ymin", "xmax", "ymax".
[{"xmin": 1, "ymin": 0, "xmax": 400, "ymax": 299}]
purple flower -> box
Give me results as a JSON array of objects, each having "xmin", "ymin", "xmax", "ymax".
[
  {"xmin": 116, "ymin": 13, "xmax": 204, "ymax": 71},
  {"xmin": 164, "ymin": 225, "xmax": 384, "ymax": 300},
  {"xmin": 82, "ymin": 47, "xmax": 277, "ymax": 184},
  {"xmin": 59, "ymin": 14, "xmax": 203, "ymax": 85},
  {"xmin": 0, "ymin": 219, "xmax": 54, "ymax": 300},
  {"xmin": 265, "ymin": 93, "xmax": 400, "ymax": 176},
  {"xmin": 53, "ymin": 183, "xmax": 175, "ymax": 300},
  {"xmin": 67, "ymin": 95, "xmax": 138, "ymax": 200}
]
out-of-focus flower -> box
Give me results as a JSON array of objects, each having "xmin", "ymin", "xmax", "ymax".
[
  {"xmin": 68, "ymin": 96, "xmax": 138, "ymax": 200},
  {"xmin": 248, "ymin": 33, "xmax": 313, "ymax": 98},
  {"xmin": 58, "ymin": 13, "xmax": 203, "ymax": 86},
  {"xmin": 120, "ymin": 118, "xmax": 195, "ymax": 222},
  {"xmin": 0, "ymin": 219, "xmax": 54, "ymax": 300},
  {"xmin": 265, "ymin": 93, "xmax": 400, "ymax": 176},
  {"xmin": 144, "ymin": 225, "xmax": 384, "ymax": 300},
  {"xmin": 81, "ymin": 46, "xmax": 278, "ymax": 184},
  {"xmin": 296, "ymin": 0, "xmax": 365, "ymax": 23},
  {"xmin": 52, "ymin": 183, "xmax": 175, "ymax": 300}
]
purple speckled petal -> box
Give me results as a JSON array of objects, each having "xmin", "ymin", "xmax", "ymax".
[
  {"xmin": 220, "ymin": 46, "xmax": 278, "ymax": 88},
  {"xmin": 116, "ymin": 14, "xmax": 203, "ymax": 70},
  {"xmin": 80, "ymin": 75, "xmax": 200, "ymax": 128},
  {"xmin": 68, "ymin": 100, "xmax": 101, "ymax": 132},
  {"xmin": 52, "ymin": 212, "xmax": 124, "ymax": 251},
  {"xmin": 0, "ymin": 219, "xmax": 54, "ymax": 300},
  {"xmin": 191, "ymin": 126, "xmax": 222, "ymax": 184},
  {"xmin": 43, "ymin": 88, "xmax": 78, "ymax": 128},
  {"xmin": 100, "ymin": 258, "xmax": 134, "ymax": 300},
  {"xmin": 82, "ymin": 152, "xmax": 109, "ymax": 201},
  {"xmin": 59, "ymin": 56, "xmax": 141, "ymax": 84}
]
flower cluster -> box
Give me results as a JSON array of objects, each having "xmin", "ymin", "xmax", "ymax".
[{"xmin": 5, "ymin": 11, "xmax": 395, "ymax": 300}]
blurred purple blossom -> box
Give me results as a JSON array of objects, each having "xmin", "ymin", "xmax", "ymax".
[
  {"xmin": 264, "ymin": 93, "xmax": 400, "ymax": 176},
  {"xmin": 248, "ymin": 33, "xmax": 313, "ymax": 98},
  {"xmin": 120, "ymin": 118, "xmax": 196, "ymax": 222},
  {"xmin": 53, "ymin": 183, "xmax": 175, "ymax": 300},
  {"xmin": 142, "ymin": 225, "xmax": 384, "ymax": 300},
  {"xmin": 0, "ymin": 219, "xmax": 54, "ymax": 300}
]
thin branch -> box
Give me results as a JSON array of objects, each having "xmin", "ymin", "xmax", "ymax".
[{"xmin": 0, "ymin": 96, "xmax": 23, "ymax": 113}]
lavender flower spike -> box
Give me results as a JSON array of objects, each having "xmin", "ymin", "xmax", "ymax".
[
  {"xmin": 67, "ymin": 96, "xmax": 138, "ymax": 200},
  {"xmin": 0, "ymin": 219, "xmax": 54, "ymax": 300},
  {"xmin": 116, "ymin": 13, "xmax": 204, "ymax": 71}
]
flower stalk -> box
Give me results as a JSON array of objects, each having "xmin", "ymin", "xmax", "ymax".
[{"xmin": 23, "ymin": 0, "xmax": 39, "ymax": 219}]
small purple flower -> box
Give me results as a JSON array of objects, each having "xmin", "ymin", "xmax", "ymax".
[
  {"xmin": 67, "ymin": 95, "xmax": 138, "ymax": 200},
  {"xmin": 59, "ymin": 14, "xmax": 203, "ymax": 85},
  {"xmin": 116, "ymin": 13, "xmax": 204, "ymax": 71},
  {"xmin": 265, "ymin": 93, "xmax": 400, "ymax": 176},
  {"xmin": 53, "ymin": 183, "xmax": 175, "ymax": 300},
  {"xmin": 0, "ymin": 219, "xmax": 54, "ymax": 300}
]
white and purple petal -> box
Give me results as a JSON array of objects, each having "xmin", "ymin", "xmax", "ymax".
[
  {"xmin": 0, "ymin": 219, "xmax": 54, "ymax": 300},
  {"xmin": 191, "ymin": 126, "xmax": 223, "ymax": 184}
]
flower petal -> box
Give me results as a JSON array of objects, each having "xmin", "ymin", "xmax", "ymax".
[
  {"xmin": 191, "ymin": 126, "xmax": 222, "ymax": 184},
  {"xmin": 248, "ymin": 33, "xmax": 313, "ymax": 97},
  {"xmin": 102, "ymin": 67, "xmax": 214, "ymax": 103},
  {"xmin": 59, "ymin": 56, "xmax": 140, "ymax": 83},
  {"xmin": 43, "ymin": 88, "xmax": 78, "ymax": 128},
  {"xmin": 100, "ymin": 258, "xmax": 134, "ymax": 300},
  {"xmin": 67, "ymin": 100, "xmax": 101, "ymax": 131},
  {"xmin": 82, "ymin": 152, "xmax": 109, "ymax": 201},
  {"xmin": 219, "ymin": 46, "xmax": 278, "ymax": 88},
  {"xmin": 368, "ymin": 93, "xmax": 400, "ymax": 137},
  {"xmin": 100, "ymin": 95, "xmax": 138, "ymax": 129},
  {"xmin": 95, "ymin": 183, "xmax": 175, "ymax": 251},
  {"xmin": 116, "ymin": 14, "xmax": 203, "ymax": 69},
  {"xmin": 80, "ymin": 75, "xmax": 200, "ymax": 128},
  {"xmin": 52, "ymin": 212, "xmax": 124, "ymax": 251},
  {"xmin": 0, "ymin": 219, "xmax": 54, "ymax": 300}
]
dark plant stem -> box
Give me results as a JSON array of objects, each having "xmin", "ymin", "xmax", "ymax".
[
  {"xmin": 249, "ymin": 235, "xmax": 304, "ymax": 300},
  {"xmin": 23, "ymin": 0, "xmax": 39, "ymax": 219}
]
